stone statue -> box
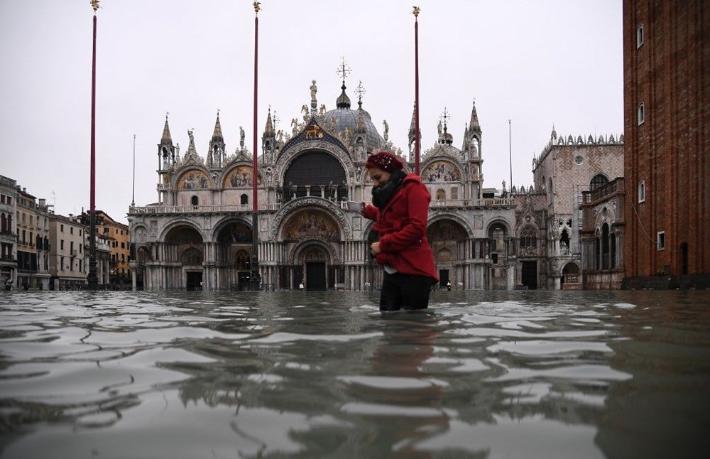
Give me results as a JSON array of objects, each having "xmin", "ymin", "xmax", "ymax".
[
  {"xmin": 291, "ymin": 118, "xmax": 299, "ymax": 136},
  {"xmin": 239, "ymin": 126, "xmax": 245, "ymax": 149},
  {"xmin": 437, "ymin": 120, "xmax": 442, "ymax": 137},
  {"xmin": 310, "ymin": 80, "xmax": 317, "ymax": 104},
  {"xmin": 188, "ymin": 129, "xmax": 194, "ymax": 144},
  {"xmin": 319, "ymin": 104, "xmax": 326, "ymax": 115},
  {"xmin": 383, "ymin": 120, "xmax": 389, "ymax": 142}
]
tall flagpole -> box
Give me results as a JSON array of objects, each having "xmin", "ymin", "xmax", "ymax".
[
  {"xmin": 88, "ymin": 0, "xmax": 100, "ymax": 290},
  {"xmin": 131, "ymin": 134, "xmax": 136, "ymax": 207},
  {"xmin": 413, "ymin": 6, "xmax": 421, "ymax": 175},
  {"xmin": 251, "ymin": 1, "xmax": 261, "ymax": 289}
]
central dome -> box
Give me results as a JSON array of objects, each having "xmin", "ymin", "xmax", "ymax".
[{"xmin": 322, "ymin": 85, "xmax": 384, "ymax": 150}]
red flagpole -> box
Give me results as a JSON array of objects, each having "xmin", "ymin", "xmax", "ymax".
[
  {"xmin": 413, "ymin": 7, "xmax": 421, "ymax": 175},
  {"xmin": 251, "ymin": 2, "xmax": 260, "ymax": 289},
  {"xmin": 88, "ymin": 0, "xmax": 99, "ymax": 289}
]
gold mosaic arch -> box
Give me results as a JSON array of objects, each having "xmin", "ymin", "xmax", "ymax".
[
  {"xmin": 177, "ymin": 169, "xmax": 211, "ymax": 190},
  {"xmin": 421, "ymin": 160, "xmax": 461, "ymax": 183},
  {"xmin": 281, "ymin": 209, "xmax": 341, "ymax": 242},
  {"xmin": 223, "ymin": 165, "xmax": 262, "ymax": 188}
]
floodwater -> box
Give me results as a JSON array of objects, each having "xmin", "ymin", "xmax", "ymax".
[{"xmin": 0, "ymin": 290, "xmax": 709, "ymax": 459}]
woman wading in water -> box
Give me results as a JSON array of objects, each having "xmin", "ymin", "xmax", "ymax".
[{"xmin": 361, "ymin": 151, "xmax": 438, "ymax": 311}]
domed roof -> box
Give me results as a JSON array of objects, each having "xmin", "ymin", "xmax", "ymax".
[{"xmin": 322, "ymin": 85, "xmax": 384, "ymax": 150}]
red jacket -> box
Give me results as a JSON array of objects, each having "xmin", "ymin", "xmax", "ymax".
[{"xmin": 362, "ymin": 173, "xmax": 438, "ymax": 281}]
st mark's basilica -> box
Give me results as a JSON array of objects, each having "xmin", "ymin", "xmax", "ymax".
[{"xmin": 128, "ymin": 76, "xmax": 623, "ymax": 291}]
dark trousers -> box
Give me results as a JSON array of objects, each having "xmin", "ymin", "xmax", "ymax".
[{"xmin": 379, "ymin": 272, "xmax": 433, "ymax": 311}]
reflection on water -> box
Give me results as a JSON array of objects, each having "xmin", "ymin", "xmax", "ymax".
[{"xmin": 1, "ymin": 290, "xmax": 709, "ymax": 458}]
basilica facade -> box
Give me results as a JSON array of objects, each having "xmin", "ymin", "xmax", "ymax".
[{"xmin": 128, "ymin": 80, "xmax": 621, "ymax": 291}]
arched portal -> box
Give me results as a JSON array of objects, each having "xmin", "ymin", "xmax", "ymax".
[
  {"xmin": 300, "ymin": 244, "xmax": 329, "ymax": 291},
  {"xmin": 164, "ymin": 225, "xmax": 204, "ymax": 290},
  {"xmin": 428, "ymin": 219, "xmax": 468, "ymax": 289},
  {"xmin": 283, "ymin": 150, "xmax": 348, "ymax": 201},
  {"xmin": 561, "ymin": 262, "xmax": 580, "ymax": 288},
  {"xmin": 215, "ymin": 220, "xmax": 253, "ymax": 290}
]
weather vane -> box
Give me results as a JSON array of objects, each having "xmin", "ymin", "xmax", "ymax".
[
  {"xmin": 337, "ymin": 57, "xmax": 351, "ymax": 86},
  {"xmin": 440, "ymin": 107, "xmax": 451, "ymax": 131},
  {"xmin": 412, "ymin": 6, "xmax": 420, "ymax": 17},
  {"xmin": 91, "ymin": 0, "xmax": 100, "ymax": 12},
  {"xmin": 253, "ymin": 2, "xmax": 261, "ymax": 14}
]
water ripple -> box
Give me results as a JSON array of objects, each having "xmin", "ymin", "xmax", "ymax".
[{"xmin": 0, "ymin": 290, "xmax": 709, "ymax": 458}]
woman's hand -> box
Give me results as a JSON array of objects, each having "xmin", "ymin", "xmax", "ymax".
[{"xmin": 370, "ymin": 242, "xmax": 381, "ymax": 255}]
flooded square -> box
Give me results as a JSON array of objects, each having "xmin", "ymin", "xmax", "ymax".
[{"xmin": 1, "ymin": 290, "xmax": 709, "ymax": 458}]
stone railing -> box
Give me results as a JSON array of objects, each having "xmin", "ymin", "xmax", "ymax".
[
  {"xmin": 129, "ymin": 203, "xmax": 282, "ymax": 215},
  {"xmin": 583, "ymin": 178, "xmax": 624, "ymax": 204},
  {"xmin": 431, "ymin": 197, "xmax": 514, "ymax": 208}
]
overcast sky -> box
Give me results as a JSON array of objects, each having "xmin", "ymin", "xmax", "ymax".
[{"xmin": 1, "ymin": 0, "xmax": 622, "ymax": 224}]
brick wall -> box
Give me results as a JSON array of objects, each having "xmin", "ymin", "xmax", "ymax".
[{"xmin": 623, "ymin": 0, "xmax": 710, "ymax": 278}]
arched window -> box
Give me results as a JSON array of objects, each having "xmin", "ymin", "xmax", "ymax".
[
  {"xmin": 191, "ymin": 195, "xmax": 199, "ymax": 206},
  {"xmin": 590, "ymin": 174, "xmax": 609, "ymax": 191},
  {"xmin": 436, "ymin": 189, "xmax": 446, "ymax": 201},
  {"xmin": 488, "ymin": 223, "xmax": 508, "ymax": 256},
  {"xmin": 520, "ymin": 226, "xmax": 537, "ymax": 251},
  {"xmin": 240, "ymin": 194, "xmax": 248, "ymax": 206},
  {"xmin": 0, "ymin": 213, "xmax": 5, "ymax": 233},
  {"xmin": 180, "ymin": 247, "xmax": 203, "ymax": 266},
  {"xmin": 548, "ymin": 178, "xmax": 553, "ymax": 194}
]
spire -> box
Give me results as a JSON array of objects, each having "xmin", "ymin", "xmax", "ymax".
[
  {"xmin": 551, "ymin": 124, "xmax": 557, "ymax": 140},
  {"xmin": 468, "ymin": 101, "xmax": 481, "ymax": 133},
  {"xmin": 408, "ymin": 102, "xmax": 417, "ymax": 145},
  {"xmin": 211, "ymin": 110, "xmax": 224, "ymax": 142},
  {"xmin": 264, "ymin": 107, "xmax": 274, "ymax": 136},
  {"xmin": 161, "ymin": 113, "xmax": 173, "ymax": 145},
  {"xmin": 336, "ymin": 83, "xmax": 351, "ymax": 109}
]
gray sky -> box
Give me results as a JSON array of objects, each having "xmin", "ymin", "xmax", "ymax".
[{"xmin": 1, "ymin": 0, "xmax": 622, "ymax": 224}]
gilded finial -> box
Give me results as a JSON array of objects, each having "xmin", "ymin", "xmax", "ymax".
[
  {"xmin": 412, "ymin": 6, "xmax": 420, "ymax": 17},
  {"xmin": 91, "ymin": 0, "xmax": 100, "ymax": 12},
  {"xmin": 253, "ymin": 1, "xmax": 261, "ymax": 14}
]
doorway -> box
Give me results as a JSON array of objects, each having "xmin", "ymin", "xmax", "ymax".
[
  {"xmin": 521, "ymin": 261, "xmax": 538, "ymax": 289},
  {"xmin": 237, "ymin": 271, "xmax": 251, "ymax": 290},
  {"xmin": 186, "ymin": 271, "xmax": 203, "ymax": 291},
  {"xmin": 439, "ymin": 269, "xmax": 450, "ymax": 288},
  {"xmin": 306, "ymin": 262, "xmax": 326, "ymax": 290}
]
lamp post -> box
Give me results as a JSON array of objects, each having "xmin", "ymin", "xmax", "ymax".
[{"xmin": 87, "ymin": 0, "xmax": 100, "ymax": 290}]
